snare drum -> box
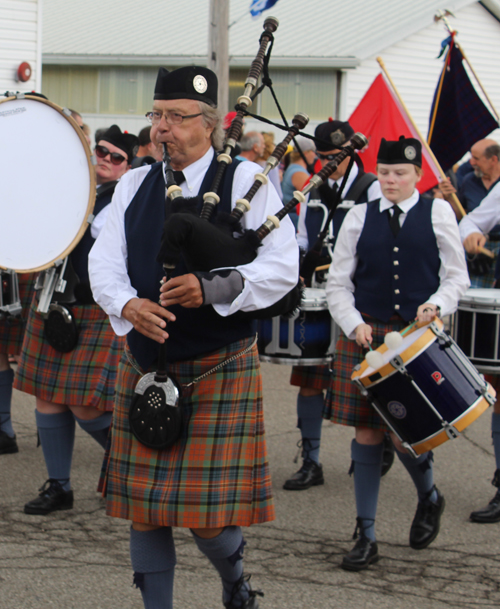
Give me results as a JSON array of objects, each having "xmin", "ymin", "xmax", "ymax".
[
  {"xmin": 0, "ymin": 95, "xmax": 95, "ymax": 273},
  {"xmin": 257, "ymin": 288, "xmax": 338, "ymax": 365},
  {"xmin": 352, "ymin": 318, "xmax": 494, "ymax": 457},
  {"xmin": 451, "ymin": 288, "xmax": 500, "ymax": 374}
]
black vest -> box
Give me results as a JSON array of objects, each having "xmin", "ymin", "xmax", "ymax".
[
  {"xmin": 353, "ymin": 197, "xmax": 441, "ymax": 323},
  {"xmin": 305, "ymin": 170, "xmax": 376, "ymax": 249},
  {"xmin": 70, "ymin": 180, "xmax": 117, "ymax": 301},
  {"xmin": 124, "ymin": 157, "xmax": 254, "ymax": 370}
]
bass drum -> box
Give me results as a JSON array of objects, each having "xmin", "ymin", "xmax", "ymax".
[{"xmin": 0, "ymin": 94, "xmax": 95, "ymax": 272}]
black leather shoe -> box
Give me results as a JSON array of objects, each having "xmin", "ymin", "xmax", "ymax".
[
  {"xmin": 24, "ymin": 479, "xmax": 74, "ymax": 515},
  {"xmin": 470, "ymin": 488, "xmax": 500, "ymax": 523},
  {"xmin": 341, "ymin": 535, "xmax": 380, "ymax": 571},
  {"xmin": 409, "ymin": 487, "xmax": 445, "ymax": 549},
  {"xmin": 381, "ymin": 433, "xmax": 394, "ymax": 477},
  {"xmin": 0, "ymin": 430, "xmax": 18, "ymax": 455},
  {"xmin": 283, "ymin": 460, "xmax": 324, "ymax": 491},
  {"xmin": 224, "ymin": 574, "xmax": 263, "ymax": 609}
]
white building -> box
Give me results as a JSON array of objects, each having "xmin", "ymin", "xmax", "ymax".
[
  {"xmin": 41, "ymin": 0, "xmax": 500, "ymax": 143},
  {"xmin": 0, "ymin": 0, "xmax": 42, "ymax": 93}
]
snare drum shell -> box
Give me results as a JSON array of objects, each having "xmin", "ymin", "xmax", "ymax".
[{"xmin": 452, "ymin": 288, "xmax": 500, "ymax": 373}]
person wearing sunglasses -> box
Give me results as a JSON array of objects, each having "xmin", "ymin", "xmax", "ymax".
[
  {"xmin": 285, "ymin": 120, "xmax": 385, "ymax": 495},
  {"xmin": 15, "ymin": 125, "xmax": 138, "ymax": 517}
]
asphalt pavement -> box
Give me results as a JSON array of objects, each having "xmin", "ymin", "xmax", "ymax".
[{"xmin": 2, "ymin": 361, "xmax": 500, "ymax": 609}]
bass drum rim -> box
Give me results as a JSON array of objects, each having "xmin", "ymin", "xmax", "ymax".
[{"xmin": 0, "ymin": 95, "xmax": 96, "ymax": 273}]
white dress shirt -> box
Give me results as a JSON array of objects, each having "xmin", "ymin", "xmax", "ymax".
[
  {"xmin": 89, "ymin": 147, "xmax": 299, "ymax": 336},
  {"xmin": 326, "ymin": 190, "xmax": 470, "ymax": 339},
  {"xmin": 296, "ymin": 163, "xmax": 382, "ymax": 250},
  {"xmin": 459, "ymin": 180, "xmax": 500, "ymax": 241}
]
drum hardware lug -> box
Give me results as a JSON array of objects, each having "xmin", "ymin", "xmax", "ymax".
[
  {"xmin": 353, "ymin": 378, "xmax": 368, "ymax": 397},
  {"xmin": 8, "ymin": 92, "xmax": 25, "ymax": 99},
  {"xmin": 481, "ymin": 385, "xmax": 496, "ymax": 406},
  {"xmin": 441, "ymin": 421, "xmax": 460, "ymax": 440},
  {"xmin": 389, "ymin": 355, "xmax": 413, "ymax": 379},
  {"xmin": 37, "ymin": 258, "xmax": 68, "ymax": 315},
  {"xmin": 0, "ymin": 270, "xmax": 22, "ymax": 317},
  {"xmin": 430, "ymin": 322, "xmax": 453, "ymax": 347},
  {"xmin": 62, "ymin": 107, "xmax": 71, "ymax": 117},
  {"xmin": 402, "ymin": 442, "xmax": 418, "ymax": 459},
  {"xmin": 87, "ymin": 213, "xmax": 95, "ymax": 225}
]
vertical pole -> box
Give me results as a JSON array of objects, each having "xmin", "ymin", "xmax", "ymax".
[{"xmin": 208, "ymin": 0, "xmax": 230, "ymax": 115}]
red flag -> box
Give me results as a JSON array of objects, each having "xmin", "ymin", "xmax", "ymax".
[{"xmin": 348, "ymin": 73, "xmax": 441, "ymax": 193}]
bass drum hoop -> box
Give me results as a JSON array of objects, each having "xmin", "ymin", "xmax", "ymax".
[{"xmin": 0, "ymin": 95, "xmax": 96, "ymax": 273}]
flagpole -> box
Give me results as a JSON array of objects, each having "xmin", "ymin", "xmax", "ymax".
[
  {"xmin": 435, "ymin": 11, "xmax": 500, "ymax": 125},
  {"xmin": 376, "ymin": 56, "xmax": 494, "ymax": 258},
  {"xmin": 427, "ymin": 42, "xmax": 452, "ymax": 145}
]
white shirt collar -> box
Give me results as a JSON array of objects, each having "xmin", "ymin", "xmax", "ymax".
[
  {"xmin": 378, "ymin": 189, "xmax": 420, "ymax": 214},
  {"xmin": 329, "ymin": 163, "xmax": 359, "ymax": 193},
  {"xmin": 163, "ymin": 147, "xmax": 214, "ymax": 195}
]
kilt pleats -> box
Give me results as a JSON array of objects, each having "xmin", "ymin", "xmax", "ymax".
[
  {"xmin": 290, "ymin": 364, "xmax": 332, "ymax": 390},
  {"xmin": 14, "ymin": 300, "xmax": 124, "ymax": 411},
  {"xmin": 101, "ymin": 336, "xmax": 275, "ymax": 529}
]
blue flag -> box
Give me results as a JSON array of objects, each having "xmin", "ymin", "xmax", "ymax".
[
  {"xmin": 250, "ymin": 0, "xmax": 280, "ymax": 18},
  {"xmin": 428, "ymin": 41, "xmax": 498, "ymax": 172}
]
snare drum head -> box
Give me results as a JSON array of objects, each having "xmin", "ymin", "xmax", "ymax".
[
  {"xmin": 0, "ymin": 96, "xmax": 95, "ymax": 272},
  {"xmin": 461, "ymin": 288, "xmax": 500, "ymax": 304}
]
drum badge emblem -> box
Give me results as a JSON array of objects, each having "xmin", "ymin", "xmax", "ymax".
[
  {"xmin": 388, "ymin": 401, "xmax": 406, "ymax": 419},
  {"xmin": 431, "ymin": 371, "xmax": 446, "ymax": 385},
  {"xmin": 404, "ymin": 145, "xmax": 416, "ymax": 160},
  {"xmin": 193, "ymin": 75, "xmax": 208, "ymax": 94}
]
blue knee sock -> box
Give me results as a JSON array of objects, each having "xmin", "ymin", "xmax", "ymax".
[
  {"xmin": 130, "ymin": 527, "xmax": 176, "ymax": 609},
  {"xmin": 492, "ymin": 413, "xmax": 500, "ymax": 471},
  {"xmin": 74, "ymin": 412, "xmax": 112, "ymax": 449},
  {"xmin": 36, "ymin": 410, "xmax": 75, "ymax": 491},
  {"xmin": 0, "ymin": 369, "xmax": 15, "ymax": 437},
  {"xmin": 396, "ymin": 449, "xmax": 438, "ymax": 504},
  {"xmin": 351, "ymin": 440, "xmax": 383, "ymax": 541},
  {"xmin": 192, "ymin": 526, "xmax": 248, "ymax": 607},
  {"xmin": 297, "ymin": 393, "xmax": 324, "ymax": 464}
]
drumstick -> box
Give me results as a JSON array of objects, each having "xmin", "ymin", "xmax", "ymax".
[{"xmin": 314, "ymin": 264, "xmax": 330, "ymax": 272}]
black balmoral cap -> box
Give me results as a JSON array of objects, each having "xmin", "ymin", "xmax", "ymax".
[
  {"xmin": 377, "ymin": 136, "xmax": 422, "ymax": 167},
  {"xmin": 154, "ymin": 66, "xmax": 218, "ymax": 108},
  {"xmin": 314, "ymin": 119, "xmax": 355, "ymax": 152},
  {"xmin": 99, "ymin": 124, "xmax": 138, "ymax": 162}
]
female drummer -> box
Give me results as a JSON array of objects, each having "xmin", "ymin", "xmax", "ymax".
[{"xmin": 325, "ymin": 136, "xmax": 469, "ymax": 570}]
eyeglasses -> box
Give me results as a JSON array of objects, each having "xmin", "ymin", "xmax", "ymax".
[
  {"xmin": 318, "ymin": 152, "xmax": 341, "ymax": 161},
  {"xmin": 95, "ymin": 145, "xmax": 127, "ymax": 166},
  {"xmin": 145, "ymin": 111, "xmax": 202, "ymax": 126}
]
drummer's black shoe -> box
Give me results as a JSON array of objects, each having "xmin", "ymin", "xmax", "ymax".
[
  {"xmin": 24, "ymin": 479, "xmax": 74, "ymax": 515},
  {"xmin": 224, "ymin": 574, "xmax": 263, "ymax": 609},
  {"xmin": 341, "ymin": 535, "xmax": 380, "ymax": 571},
  {"xmin": 409, "ymin": 486, "xmax": 445, "ymax": 549},
  {"xmin": 283, "ymin": 460, "xmax": 324, "ymax": 491},
  {"xmin": 381, "ymin": 433, "xmax": 395, "ymax": 477},
  {"xmin": 0, "ymin": 430, "xmax": 18, "ymax": 455},
  {"xmin": 470, "ymin": 489, "xmax": 500, "ymax": 523}
]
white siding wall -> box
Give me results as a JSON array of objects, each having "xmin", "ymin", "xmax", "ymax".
[
  {"xmin": 0, "ymin": 0, "xmax": 40, "ymax": 92},
  {"xmin": 344, "ymin": 3, "xmax": 500, "ymax": 146}
]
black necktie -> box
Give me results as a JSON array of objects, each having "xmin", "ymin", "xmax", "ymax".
[
  {"xmin": 173, "ymin": 170, "xmax": 185, "ymax": 185},
  {"xmin": 388, "ymin": 205, "xmax": 402, "ymax": 237}
]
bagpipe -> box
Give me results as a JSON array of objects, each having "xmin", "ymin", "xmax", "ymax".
[{"xmin": 129, "ymin": 16, "xmax": 368, "ymax": 450}]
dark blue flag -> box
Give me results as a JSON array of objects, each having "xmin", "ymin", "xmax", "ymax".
[
  {"xmin": 250, "ymin": 0, "xmax": 280, "ymax": 18},
  {"xmin": 428, "ymin": 42, "xmax": 498, "ymax": 172}
]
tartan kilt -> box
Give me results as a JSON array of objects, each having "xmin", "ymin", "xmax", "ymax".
[
  {"xmin": 324, "ymin": 316, "xmax": 407, "ymax": 429},
  {"xmin": 468, "ymin": 239, "xmax": 500, "ymax": 288},
  {"xmin": 13, "ymin": 299, "xmax": 124, "ymax": 411},
  {"xmin": 290, "ymin": 364, "xmax": 332, "ymax": 390},
  {"xmin": 100, "ymin": 336, "xmax": 275, "ymax": 529},
  {"xmin": 0, "ymin": 274, "xmax": 36, "ymax": 355}
]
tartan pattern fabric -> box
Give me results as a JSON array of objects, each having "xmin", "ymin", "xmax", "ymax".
[
  {"xmin": 429, "ymin": 43, "xmax": 498, "ymax": 173},
  {"xmin": 468, "ymin": 240, "xmax": 500, "ymax": 289},
  {"xmin": 324, "ymin": 316, "xmax": 407, "ymax": 429},
  {"xmin": 290, "ymin": 364, "xmax": 333, "ymax": 390},
  {"xmin": 100, "ymin": 336, "xmax": 275, "ymax": 529},
  {"xmin": 0, "ymin": 274, "xmax": 35, "ymax": 355},
  {"xmin": 14, "ymin": 300, "xmax": 124, "ymax": 411}
]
